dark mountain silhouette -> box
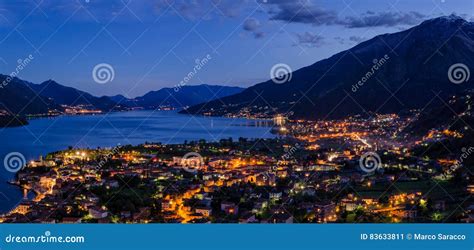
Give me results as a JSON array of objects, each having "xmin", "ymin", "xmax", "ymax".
[
  {"xmin": 407, "ymin": 90, "xmax": 474, "ymax": 136},
  {"xmin": 182, "ymin": 15, "xmax": 474, "ymax": 119},
  {"xmin": 108, "ymin": 94, "xmax": 128, "ymax": 103},
  {"xmin": 0, "ymin": 75, "xmax": 54, "ymax": 116},
  {"xmin": 409, "ymin": 90, "xmax": 474, "ymax": 166},
  {"xmin": 0, "ymin": 74, "xmax": 244, "ymax": 127},
  {"xmin": 28, "ymin": 80, "xmax": 122, "ymax": 111},
  {"xmin": 112, "ymin": 85, "xmax": 244, "ymax": 109}
]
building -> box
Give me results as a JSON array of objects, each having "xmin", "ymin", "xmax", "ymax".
[
  {"xmin": 88, "ymin": 206, "xmax": 109, "ymax": 219},
  {"xmin": 12, "ymin": 201, "xmax": 32, "ymax": 215},
  {"xmin": 195, "ymin": 207, "xmax": 212, "ymax": 217},
  {"xmin": 273, "ymin": 115, "xmax": 286, "ymax": 126},
  {"xmin": 314, "ymin": 202, "xmax": 337, "ymax": 222},
  {"xmin": 269, "ymin": 209, "xmax": 293, "ymax": 223}
]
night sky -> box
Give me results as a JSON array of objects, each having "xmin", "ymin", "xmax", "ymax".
[{"xmin": 0, "ymin": 0, "xmax": 472, "ymax": 97}]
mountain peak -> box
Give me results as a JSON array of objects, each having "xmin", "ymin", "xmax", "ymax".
[
  {"xmin": 439, "ymin": 14, "xmax": 467, "ymax": 21},
  {"xmin": 420, "ymin": 14, "xmax": 469, "ymax": 27},
  {"xmin": 40, "ymin": 79, "xmax": 61, "ymax": 86}
]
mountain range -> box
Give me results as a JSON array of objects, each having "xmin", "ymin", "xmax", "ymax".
[
  {"xmin": 27, "ymin": 80, "xmax": 120, "ymax": 112},
  {"xmin": 0, "ymin": 75, "xmax": 243, "ymax": 126},
  {"xmin": 0, "ymin": 76, "xmax": 55, "ymax": 116},
  {"xmin": 182, "ymin": 15, "xmax": 474, "ymax": 120},
  {"xmin": 109, "ymin": 85, "xmax": 243, "ymax": 109}
]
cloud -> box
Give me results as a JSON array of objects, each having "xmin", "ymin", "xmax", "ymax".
[
  {"xmin": 444, "ymin": 12, "xmax": 473, "ymax": 22},
  {"xmin": 334, "ymin": 36, "xmax": 345, "ymax": 44},
  {"xmin": 156, "ymin": 0, "xmax": 249, "ymax": 20},
  {"xmin": 254, "ymin": 31, "xmax": 265, "ymax": 39},
  {"xmin": 243, "ymin": 18, "xmax": 261, "ymax": 31},
  {"xmin": 6, "ymin": 0, "xmax": 431, "ymax": 30},
  {"xmin": 349, "ymin": 36, "xmax": 366, "ymax": 43},
  {"xmin": 0, "ymin": 0, "xmax": 161, "ymax": 23},
  {"xmin": 243, "ymin": 17, "xmax": 265, "ymax": 39},
  {"xmin": 339, "ymin": 11, "xmax": 426, "ymax": 28},
  {"xmin": 333, "ymin": 36, "xmax": 366, "ymax": 45},
  {"xmin": 260, "ymin": 1, "xmax": 427, "ymax": 28},
  {"xmin": 213, "ymin": 0, "xmax": 249, "ymax": 18},
  {"xmin": 295, "ymin": 32, "xmax": 324, "ymax": 47},
  {"xmin": 262, "ymin": 0, "xmax": 338, "ymax": 25},
  {"xmin": 156, "ymin": 0, "xmax": 209, "ymax": 20}
]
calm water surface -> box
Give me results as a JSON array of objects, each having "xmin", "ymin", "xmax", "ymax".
[{"xmin": 0, "ymin": 111, "xmax": 274, "ymax": 213}]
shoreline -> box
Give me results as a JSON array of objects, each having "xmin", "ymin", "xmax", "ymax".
[
  {"xmin": 0, "ymin": 111, "xmax": 279, "ymax": 215},
  {"xmin": 1, "ymin": 136, "xmax": 283, "ymax": 219},
  {"xmin": 1, "ymin": 180, "xmax": 36, "ymax": 217},
  {"xmin": 1, "ymin": 110, "xmax": 276, "ymax": 129}
]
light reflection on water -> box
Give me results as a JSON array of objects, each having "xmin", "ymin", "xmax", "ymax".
[{"xmin": 0, "ymin": 110, "xmax": 274, "ymax": 213}]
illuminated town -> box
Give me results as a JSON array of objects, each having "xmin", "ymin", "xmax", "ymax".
[{"xmin": 1, "ymin": 107, "xmax": 472, "ymax": 224}]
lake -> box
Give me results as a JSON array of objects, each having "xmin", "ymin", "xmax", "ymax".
[{"xmin": 0, "ymin": 110, "xmax": 275, "ymax": 213}]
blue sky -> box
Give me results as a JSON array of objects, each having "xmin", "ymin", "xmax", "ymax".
[{"xmin": 0, "ymin": 0, "xmax": 472, "ymax": 97}]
